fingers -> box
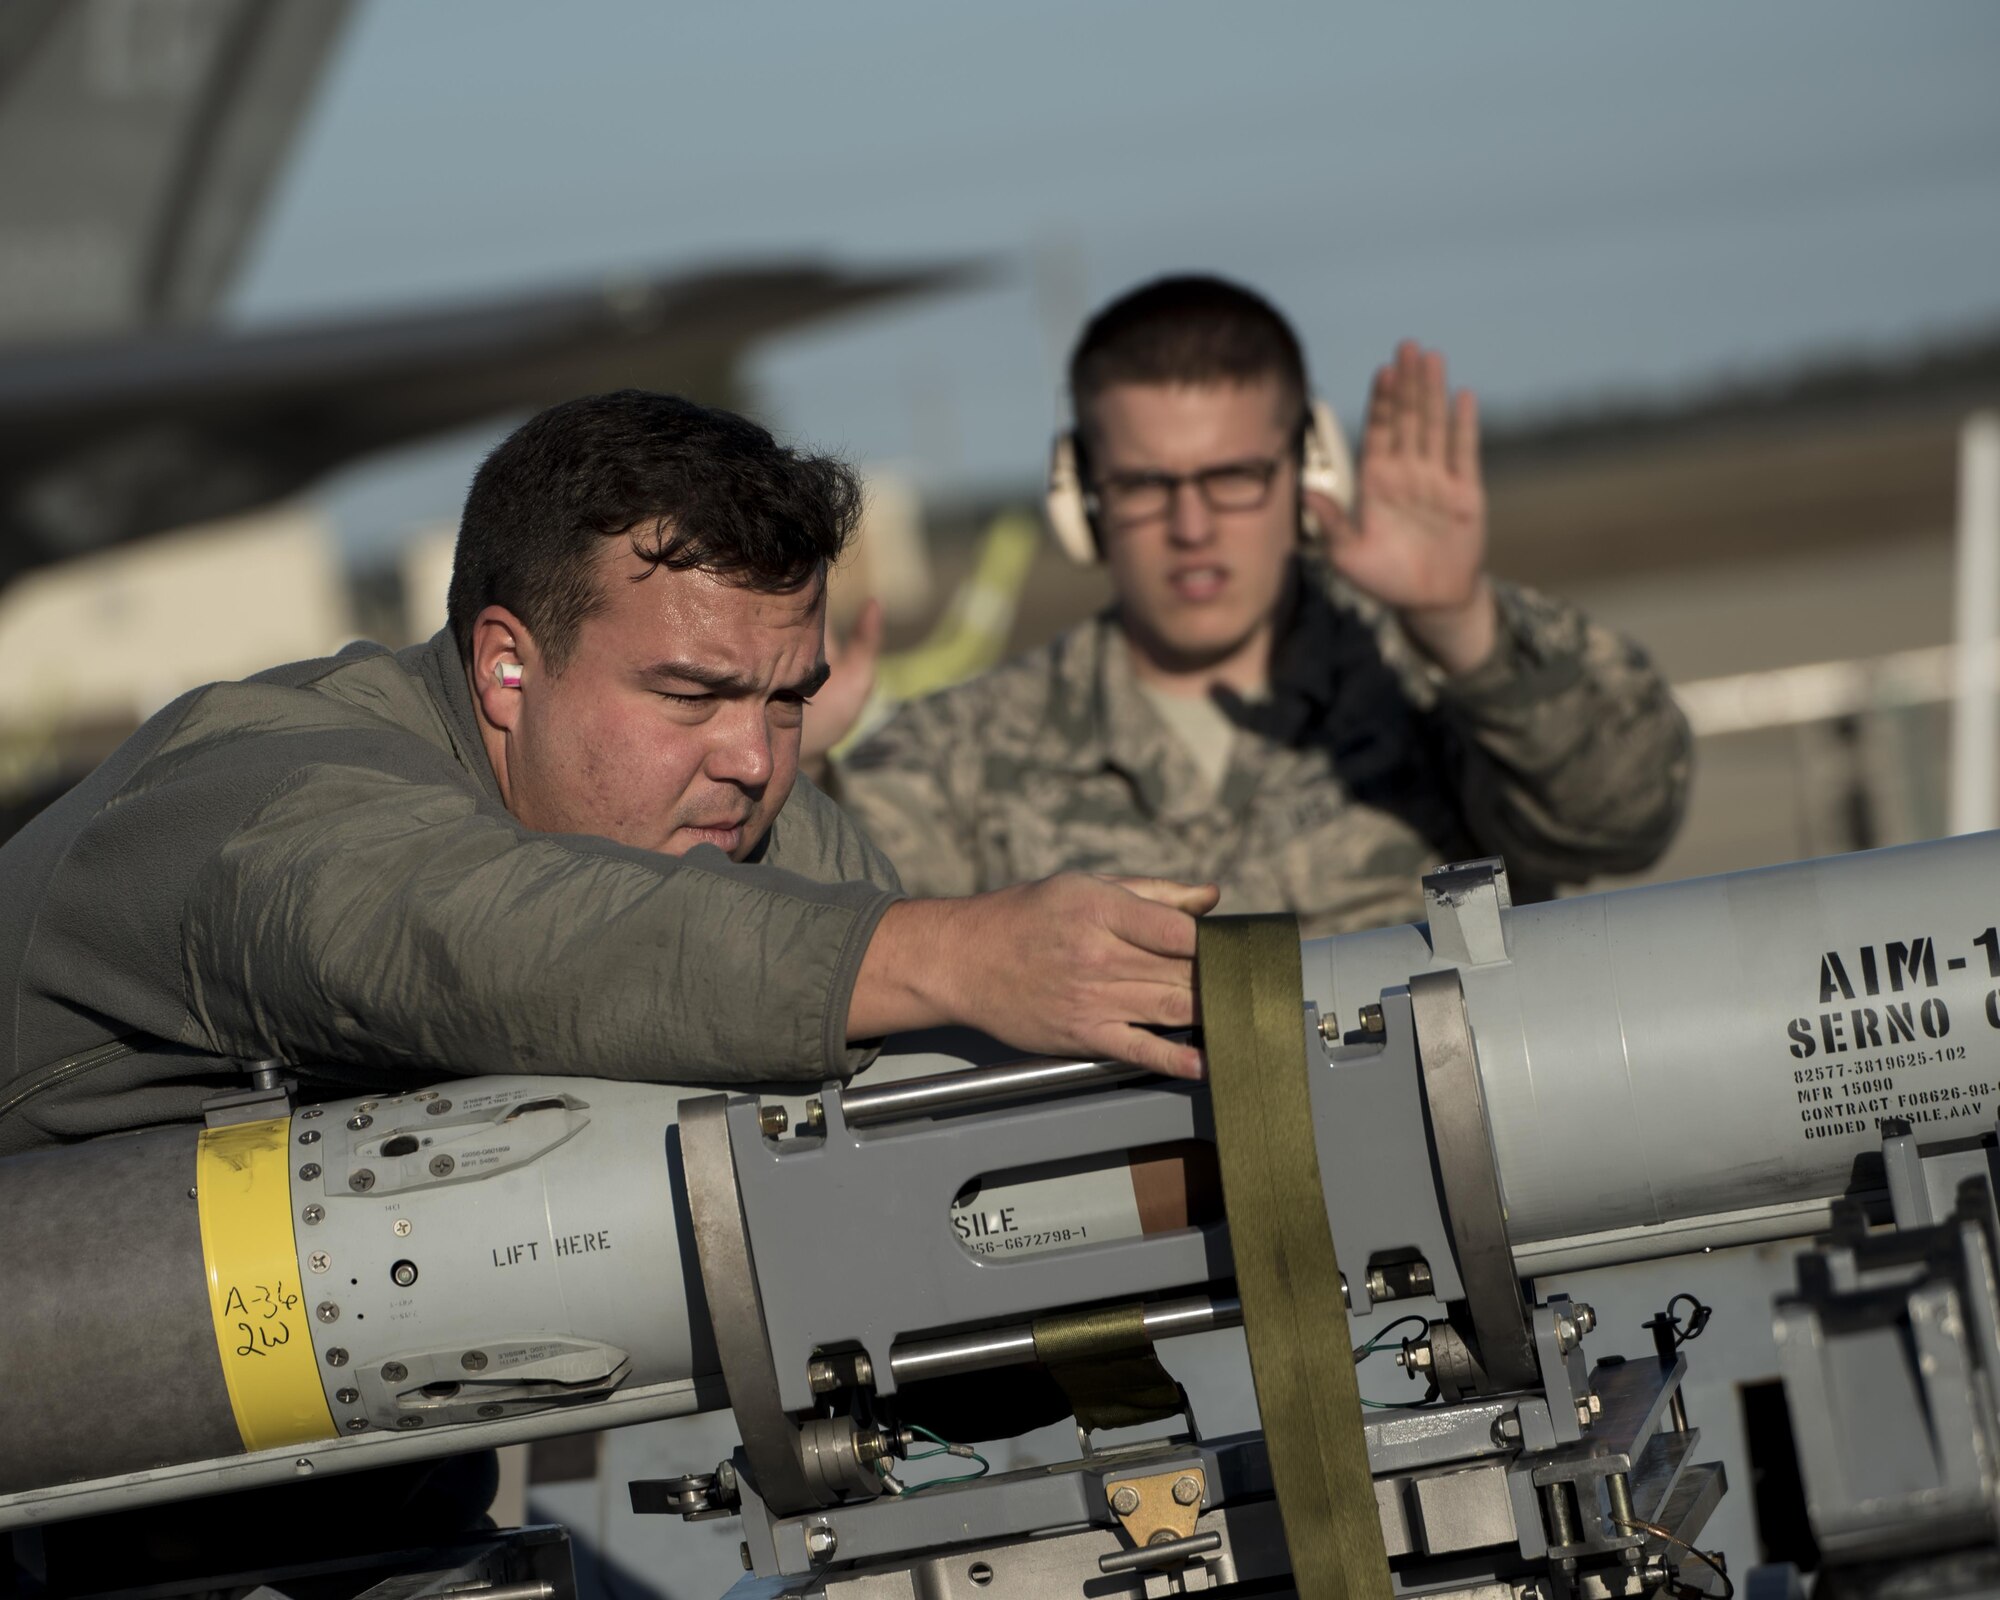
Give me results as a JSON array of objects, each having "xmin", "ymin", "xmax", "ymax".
[
  {"xmin": 1109, "ymin": 876, "xmax": 1221, "ymax": 916},
  {"xmin": 1447, "ymin": 387, "xmax": 1480, "ymax": 483},
  {"xmin": 1364, "ymin": 360, "xmax": 1398, "ymax": 460},
  {"xmin": 1420, "ymin": 349, "xmax": 1448, "ymax": 462},
  {"xmin": 1304, "ymin": 490, "xmax": 1357, "ymax": 556},
  {"xmin": 1101, "ymin": 1024, "xmax": 1206, "ymax": 1081}
]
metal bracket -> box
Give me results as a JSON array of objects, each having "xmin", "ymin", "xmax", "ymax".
[
  {"xmin": 1421, "ymin": 857, "xmax": 1512, "ymax": 967},
  {"xmin": 1104, "ymin": 1464, "xmax": 1205, "ymax": 1548},
  {"xmin": 1409, "ymin": 968, "xmax": 1537, "ymax": 1391},
  {"xmin": 200, "ymin": 1059, "xmax": 293, "ymax": 1128}
]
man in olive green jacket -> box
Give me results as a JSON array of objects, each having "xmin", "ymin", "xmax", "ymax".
[{"xmin": 0, "ymin": 391, "xmax": 1210, "ymax": 1156}]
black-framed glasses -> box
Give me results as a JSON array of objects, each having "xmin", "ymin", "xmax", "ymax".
[{"xmin": 1090, "ymin": 455, "xmax": 1286, "ymax": 525}]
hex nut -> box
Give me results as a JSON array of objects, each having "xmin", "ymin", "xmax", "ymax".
[
  {"xmin": 804, "ymin": 1522, "xmax": 837, "ymax": 1561},
  {"xmin": 1172, "ymin": 1475, "xmax": 1202, "ymax": 1506},
  {"xmin": 1109, "ymin": 1485, "xmax": 1141, "ymax": 1515},
  {"xmin": 758, "ymin": 1104, "xmax": 789, "ymax": 1138}
]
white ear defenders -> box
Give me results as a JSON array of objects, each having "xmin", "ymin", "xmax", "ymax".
[{"xmin": 1043, "ymin": 398, "xmax": 1355, "ymax": 567}]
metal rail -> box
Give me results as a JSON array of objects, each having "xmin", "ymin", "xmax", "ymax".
[
  {"xmin": 839, "ymin": 1050, "xmax": 1174, "ymax": 1129},
  {"xmin": 888, "ymin": 1294, "xmax": 1242, "ymax": 1384}
]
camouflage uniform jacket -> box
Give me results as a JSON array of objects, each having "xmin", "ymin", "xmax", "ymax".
[{"xmin": 830, "ymin": 561, "xmax": 1690, "ymax": 936}]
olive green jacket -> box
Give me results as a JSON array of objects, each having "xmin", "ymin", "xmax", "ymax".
[
  {"xmin": 0, "ymin": 631, "xmax": 901, "ymax": 1154},
  {"xmin": 831, "ymin": 563, "xmax": 1690, "ymax": 936}
]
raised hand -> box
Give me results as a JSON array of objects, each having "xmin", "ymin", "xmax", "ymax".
[
  {"xmin": 1309, "ymin": 340, "xmax": 1497, "ymax": 674},
  {"xmin": 802, "ymin": 597, "xmax": 884, "ymax": 771}
]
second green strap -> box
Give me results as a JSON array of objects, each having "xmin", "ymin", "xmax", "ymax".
[{"xmin": 1199, "ymin": 914, "xmax": 1391, "ymax": 1600}]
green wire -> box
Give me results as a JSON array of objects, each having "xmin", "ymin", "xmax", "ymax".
[{"xmin": 885, "ymin": 1423, "xmax": 991, "ymax": 1493}]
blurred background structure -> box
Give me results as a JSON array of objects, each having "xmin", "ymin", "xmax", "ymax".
[{"xmin": 3, "ymin": 2, "xmax": 1999, "ymax": 1591}]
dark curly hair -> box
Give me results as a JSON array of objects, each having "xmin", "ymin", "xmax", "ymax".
[{"xmin": 448, "ymin": 390, "xmax": 862, "ymax": 670}]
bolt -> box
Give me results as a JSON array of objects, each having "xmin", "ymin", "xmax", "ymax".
[
  {"xmin": 1573, "ymin": 1303, "xmax": 1597, "ymax": 1337},
  {"xmin": 396, "ymin": 1416, "xmax": 422, "ymax": 1430},
  {"xmin": 349, "ymin": 1169, "xmax": 375, "ymax": 1193},
  {"xmin": 477, "ymin": 1403, "xmax": 503, "ymax": 1418},
  {"xmin": 308, "ymin": 1251, "xmax": 330, "ymax": 1273},
  {"xmin": 302, "ymin": 1204, "xmax": 324, "ymax": 1225},
  {"xmin": 855, "ymin": 1430, "xmax": 891, "ymax": 1465},
  {"xmin": 1576, "ymin": 1401, "xmax": 1593, "ymax": 1427},
  {"xmin": 326, "ymin": 1347, "xmax": 348, "ymax": 1366},
  {"xmin": 804, "ymin": 1522, "xmax": 837, "ymax": 1562},
  {"xmin": 1316, "ymin": 1011, "xmax": 1340, "ymax": 1047},
  {"xmin": 298, "ymin": 1129, "xmax": 320, "ymax": 1145},
  {"xmin": 462, "ymin": 1350, "xmax": 489, "ymax": 1371},
  {"xmin": 187, "ymin": 1186, "xmax": 198, "ymax": 1199},
  {"xmin": 1493, "ymin": 1415, "xmax": 1523, "ymax": 1443},
  {"xmin": 1109, "ymin": 1484, "xmax": 1141, "ymax": 1516},
  {"xmin": 391, "ymin": 1259, "xmax": 418, "ymax": 1287},
  {"xmin": 336, "ymin": 1387, "xmax": 359, "ymax": 1404},
  {"xmin": 1172, "ymin": 1475, "xmax": 1202, "ymax": 1506},
  {"xmin": 1556, "ymin": 1317, "xmax": 1579, "ymax": 1353},
  {"xmin": 294, "ymin": 1457, "xmax": 314, "ymax": 1474},
  {"xmin": 393, "ymin": 1217, "xmax": 412, "ymax": 1237},
  {"xmin": 1396, "ymin": 1342, "xmax": 1433, "ymax": 1372},
  {"xmin": 1359, "ymin": 1002, "xmax": 1386, "ymax": 1035},
  {"xmin": 428, "ymin": 1154, "xmax": 454, "ymax": 1177},
  {"xmin": 807, "ymin": 1358, "xmax": 838, "ymax": 1394},
  {"xmin": 427, "ymin": 1099, "xmax": 452, "ymax": 1116},
  {"xmin": 346, "ymin": 1417, "xmax": 369, "ymax": 1433},
  {"xmin": 739, "ymin": 1542, "xmax": 753, "ymax": 1572},
  {"xmin": 316, "ymin": 1302, "xmax": 340, "ymax": 1323},
  {"xmin": 381, "ymin": 1361, "xmax": 407, "ymax": 1382},
  {"xmin": 1589, "ymin": 1392, "xmax": 1602, "ymax": 1415},
  {"xmin": 299, "ymin": 1162, "xmax": 321, "ymax": 1181},
  {"xmin": 758, "ymin": 1104, "xmax": 788, "ymax": 1138},
  {"xmin": 804, "ymin": 1098, "xmax": 826, "ymax": 1134}
]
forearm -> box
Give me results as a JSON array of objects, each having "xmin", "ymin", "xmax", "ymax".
[
  {"xmin": 846, "ymin": 898, "xmax": 963, "ymax": 1039},
  {"xmin": 185, "ymin": 771, "xmax": 897, "ymax": 1083},
  {"xmin": 1437, "ymin": 582, "xmax": 1691, "ymax": 878}
]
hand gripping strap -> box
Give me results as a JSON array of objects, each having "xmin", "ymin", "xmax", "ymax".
[{"xmin": 1198, "ymin": 914, "xmax": 1390, "ymax": 1599}]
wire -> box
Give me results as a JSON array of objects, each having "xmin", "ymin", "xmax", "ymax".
[
  {"xmin": 884, "ymin": 1423, "xmax": 991, "ymax": 1494},
  {"xmin": 1352, "ymin": 1315, "xmax": 1439, "ymax": 1410},
  {"xmin": 1613, "ymin": 1517, "xmax": 1735, "ymax": 1598}
]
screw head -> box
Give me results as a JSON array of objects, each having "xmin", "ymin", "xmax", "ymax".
[
  {"xmin": 1172, "ymin": 1474, "xmax": 1202, "ymax": 1506},
  {"xmin": 390, "ymin": 1259, "xmax": 418, "ymax": 1287},
  {"xmin": 325, "ymin": 1347, "xmax": 348, "ymax": 1367},
  {"xmin": 302, "ymin": 1204, "xmax": 324, "ymax": 1225},
  {"xmin": 393, "ymin": 1217, "xmax": 413, "ymax": 1237},
  {"xmin": 396, "ymin": 1415, "xmax": 422, "ymax": 1430},
  {"xmin": 335, "ymin": 1387, "xmax": 359, "ymax": 1404},
  {"xmin": 298, "ymin": 1129, "xmax": 320, "ymax": 1145},
  {"xmin": 301, "ymin": 1107, "xmax": 322, "ymax": 1119},
  {"xmin": 315, "ymin": 1301, "xmax": 340, "ymax": 1323},
  {"xmin": 349, "ymin": 1169, "xmax": 375, "ymax": 1193},
  {"xmin": 477, "ymin": 1402, "xmax": 504, "ymax": 1418},
  {"xmin": 1109, "ymin": 1484, "xmax": 1141, "ymax": 1515},
  {"xmin": 381, "ymin": 1361, "xmax": 408, "ymax": 1382},
  {"xmin": 348, "ymin": 1113, "xmax": 372, "ymax": 1131},
  {"xmin": 426, "ymin": 1098, "xmax": 452, "ymax": 1116},
  {"xmin": 358, "ymin": 1101, "xmax": 378, "ymax": 1113},
  {"xmin": 299, "ymin": 1162, "xmax": 321, "ymax": 1181},
  {"xmin": 428, "ymin": 1154, "xmax": 454, "ymax": 1177},
  {"xmin": 461, "ymin": 1350, "xmax": 489, "ymax": 1372},
  {"xmin": 308, "ymin": 1251, "xmax": 330, "ymax": 1273},
  {"xmin": 345, "ymin": 1417, "xmax": 368, "ymax": 1433}
]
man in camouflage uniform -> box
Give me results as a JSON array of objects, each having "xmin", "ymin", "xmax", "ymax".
[{"xmin": 814, "ymin": 277, "xmax": 1688, "ymax": 934}]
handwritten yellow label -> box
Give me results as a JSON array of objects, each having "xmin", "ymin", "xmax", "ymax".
[{"xmin": 197, "ymin": 1118, "xmax": 337, "ymax": 1452}]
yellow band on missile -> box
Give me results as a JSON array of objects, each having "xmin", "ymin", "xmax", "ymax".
[{"xmin": 196, "ymin": 1117, "xmax": 338, "ymax": 1452}]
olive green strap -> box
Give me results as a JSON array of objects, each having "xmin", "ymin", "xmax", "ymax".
[
  {"xmin": 1032, "ymin": 1302, "xmax": 1186, "ymax": 1433},
  {"xmin": 1199, "ymin": 914, "xmax": 1391, "ymax": 1599}
]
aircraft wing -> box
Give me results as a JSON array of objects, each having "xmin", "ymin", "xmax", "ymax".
[{"xmin": 0, "ymin": 260, "xmax": 973, "ymax": 584}]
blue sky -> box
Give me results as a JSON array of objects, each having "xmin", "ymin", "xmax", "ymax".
[{"xmin": 228, "ymin": 2, "xmax": 2000, "ymax": 552}]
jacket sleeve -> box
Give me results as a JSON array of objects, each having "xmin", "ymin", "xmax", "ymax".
[
  {"xmin": 180, "ymin": 753, "xmax": 901, "ymax": 1086},
  {"xmin": 1407, "ymin": 580, "xmax": 1692, "ymax": 883},
  {"xmin": 824, "ymin": 700, "xmax": 985, "ymax": 899}
]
